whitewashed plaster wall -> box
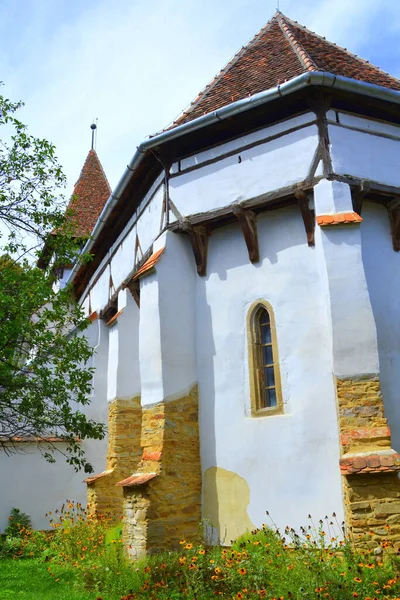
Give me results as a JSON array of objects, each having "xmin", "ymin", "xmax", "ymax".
[
  {"xmin": 138, "ymin": 232, "xmax": 196, "ymax": 406},
  {"xmin": 170, "ymin": 115, "xmax": 319, "ymax": 217},
  {"xmin": 138, "ymin": 274, "xmax": 163, "ymax": 407},
  {"xmin": 84, "ymin": 114, "xmax": 320, "ymax": 317},
  {"xmin": 328, "ymin": 111, "xmax": 400, "ymax": 187},
  {"xmin": 80, "ymin": 318, "xmax": 109, "ymax": 471},
  {"xmin": 107, "ymin": 289, "xmax": 141, "ymax": 403},
  {"xmin": 0, "ymin": 319, "xmax": 109, "ymax": 532},
  {"xmin": 313, "ymin": 180, "xmax": 379, "ymax": 378},
  {"xmin": 84, "ymin": 110, "xmax": 400, "ymax": 319},
  {"xmin": 196, "ymin": 207, "xmax": 344, "ymax": 535},
  {"xmin": 361, "ymin": 202, "xmax": 400, "ymax": 452},
  {"xmin": 82, "ymin": 182, "xmax": 165, "ymax": 315}
]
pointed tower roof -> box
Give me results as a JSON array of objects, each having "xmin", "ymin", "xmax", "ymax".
[
  {"xmin": 67, "ymin": 149, "xmax": 111, "ymax": 238},
  {"xmin": 173, "ymin": 12, "xmax": 400, "ymax": 126}
]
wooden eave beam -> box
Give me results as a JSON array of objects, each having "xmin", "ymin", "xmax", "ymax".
[
  {"xmin": 232, "ymin": 204, "xmax": 259, "ymax": 262},
  {"xmin": 331, "ymin": 174, "xmax": 400, "ymax": 199},
  {"xmin": 169, "ymin": 179, "xmax": 317, "ymax": 234},
  {"xmin": 387, "ymin": 198, "xmax": 400, "ymax": 252},
  {"xmin": 351, "ymin": 180, "xmax": 370, "ymax": 215},
  {"xmin": 180, "ymin": 220, "xmax": 209, "ymax": 276}
]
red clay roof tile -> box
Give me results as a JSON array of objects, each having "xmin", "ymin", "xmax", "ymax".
[
  {"xmin": 340, "ymin": 453, "xmax": 400, "ymax": 475},
  {"xmin": 83, "ymin": 469, "xmax": 113, "ymax": 484},
  {"xmin": 66, "ymin": 149, "xmax": 111, "ymax": 238},
  {"xmin": 317, "ymin": 212, "xmax": 363, "ymax": 226},
  {"xmin": 133, "ymin": 246, "xmax": 165, "ymax": 280},
  {"xmin": 115, "ymin": 473, "xmax": 157, "ymax": 487},
  {"xmin": 172, "ymin": 12, "xmax": 400, "ymax": 127}
]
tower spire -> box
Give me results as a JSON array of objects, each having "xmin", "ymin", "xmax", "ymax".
[{"xmin": 90, "ymin": 120, "xmax": 98, "ymax": 150}]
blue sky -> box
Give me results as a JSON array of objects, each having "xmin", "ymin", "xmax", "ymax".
[{"xmin": 1, "ymin": 0, "xmax": 400, "ymax": 196}]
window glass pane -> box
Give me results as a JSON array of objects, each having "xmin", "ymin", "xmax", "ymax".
[
  {"xmin": 265, "ymin": 387, "xmax": 277, "ymax": 407},
  {"xmin": 260, "ymin": 323, "xmax": 272, "ymax": 344},
  {"xmin": 262, "ymin": 345, "xmax": 273, "ymax": 366},
  {"xmin": 259, "ymin": 309, "xmax": 270, "ymax": 325},
  {"xmin": 265, "ymin": 366, "xmax": 275, "ymax": 387}
]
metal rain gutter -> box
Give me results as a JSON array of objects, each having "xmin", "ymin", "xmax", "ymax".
[{"xmin": 66, "ymin": 71, "xmax": 400, "ymax": 289}]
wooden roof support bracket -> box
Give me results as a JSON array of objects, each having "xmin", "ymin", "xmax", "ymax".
[
  {"xmin": 294, "ymin": 190, "xmax": 315, "ymax": 246},
  {"xmin": 126, "ymin": 279, "xmax": 140, "ymax": 308},
  {"xmin": 387, "ymin": 198, "xmax": 400, "ymax": 252},
  {"xmin": 351, "ymin": 180, "xmax": 370, "ymax": 215},
  {"xmin": 180, "ymin": 219, "xmax": 209, "ymax": 276},
  {"xmin": 232, "ymin": 204, "xmax": 259, "ymax": 262}
]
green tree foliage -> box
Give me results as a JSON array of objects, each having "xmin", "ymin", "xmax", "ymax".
[{"xmin": 0, "ymin": 89, "xmax": 105, "ymax": 472}]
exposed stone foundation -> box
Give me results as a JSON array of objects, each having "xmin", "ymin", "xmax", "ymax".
[
  {"xmin": 336, "ymin": 377, "xmax": 400, "ymax": 548},
  {"xmin": 85, "ymin": 397, "xmax": 142, "ymax": 522},
  {"xmin": 343, "ymin": 472, "xmax": 400, "ymax": 550},
  {"xmin": 121, "ymin": 385, "xmax": 202, "ymax": 560},
  {"xmin": 337, "ymin": 378, "xmax": 390, "ymax": 454}
]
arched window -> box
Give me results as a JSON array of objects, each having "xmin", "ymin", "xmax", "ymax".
[{"xmin": 248, "ymin": 301, "xmax": 283, "ymax": 415}]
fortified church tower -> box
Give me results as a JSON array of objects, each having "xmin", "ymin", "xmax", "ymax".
[{"xmin": 46, "ymin": 13, "xmax": 400, "ymax": 553}]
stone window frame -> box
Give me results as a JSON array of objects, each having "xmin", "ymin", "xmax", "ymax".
[{"xmin": 247, "ymin": 299, "xmax": 283, "ymax": 417}]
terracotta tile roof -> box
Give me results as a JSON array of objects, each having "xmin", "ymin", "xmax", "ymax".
[
  {"xmin": 172, "ymin": 12, "xmax": 400, "ymax": 127},
  {"xmin": 133, "ymin": 246, "xmax": 165, "ymax": 280},
  {"xmin": 66, "ymin": 149, "xmax": 111, "ymax": 238},
  {"xmin": 115, "ymin": 472, "xmax": 158, "ymax": 487},
  {"xmin": 317, "ymin": 212, "xmax": 363, "ymax": 226},
  {"xmin": 340, "ymin": 453, "xmax": 400, "ymax": 475},
  {"xmin": 83, "ymin": 469, "xmax": 113, "ymax": 484}
]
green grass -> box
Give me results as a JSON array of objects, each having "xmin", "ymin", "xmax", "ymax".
[{"xmin": 0, "ymin": 559, "xmax": 97, "ymax": 600}]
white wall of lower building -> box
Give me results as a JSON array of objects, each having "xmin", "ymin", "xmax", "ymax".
[
  {"xmin": 0, "ymin": 444, "xmax": 86, "ymax": 531},
  {"xmin": 0, "ymin": 319, "xmax": 109, "ymax": 532}
]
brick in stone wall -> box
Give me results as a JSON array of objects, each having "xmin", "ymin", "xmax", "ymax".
[
  {"xmin": 86, "ymin": 397, "xmax": 142, "ymax": 522},
  {"xmin": 122, "ymin": 385, "xmax": 202, "ymax": 559}
]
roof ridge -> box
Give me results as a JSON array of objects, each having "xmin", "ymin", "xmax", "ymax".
[
  {"xmin": 277, "ymin": 13, "xmax": 317, "ymax": 72},
  {"xmin": 282, "ymin": 13, "xmax": 400, "ymax": 86},
  {"xmin": 170, "ymin": 13, "xmax": 280, "ymax": 127}
]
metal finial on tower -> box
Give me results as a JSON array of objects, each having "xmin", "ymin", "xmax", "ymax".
[{"xmin": 90, "ymin": 119, "xmax": 98, "ymax": 150}]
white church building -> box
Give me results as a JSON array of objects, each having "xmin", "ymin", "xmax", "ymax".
[{"xmin": 2, "ymin": 12, "xmax": 400, "ymax": 555}]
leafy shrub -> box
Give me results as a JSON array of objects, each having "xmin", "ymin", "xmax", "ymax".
[
  {"xmin": 4, "ymin": 508, "xmax": 31, "ymax": 538},
  {"xmin": 0, "ymin": 535, "xmax": 24, "ymax": 558},
  {"xmin": 7, "ymin": 506, "xmax": 400, "ymax": 599}
]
